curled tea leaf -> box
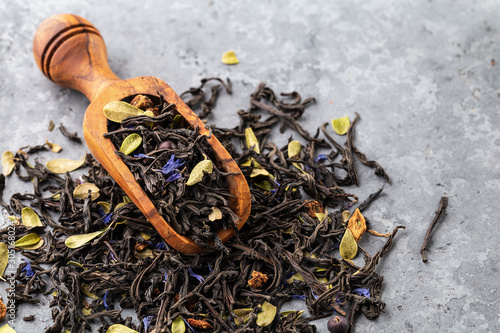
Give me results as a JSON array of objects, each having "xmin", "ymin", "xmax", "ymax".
[
  {"xmin": 45, "ymin": 139, "xmax": 62, "ymax": 153},
  {"xmin": 171, "ymin": 316, "xmax": 186, "ymax": 333},
  {"xmin": 21, "ymin": 207, "xmax": 43, "ymax": 227},
  {"xmin": 287, "ymin": 140, "xmax": 302, "ymax": 158},
  {"xmin": 65, "ymin": 229, "xmax": 107, "ymax": 249},
  {"xmin": 0, "ymin": 242, "xmax": 8, "ymax": 279},
  {"xmin": 347, "ymin": 208, "xmax": 367, "ymax": 242},
  {"xmin": 46, "ymin": 157, "xmax": 86, "ymax": 174},
  {"xmin": 103, "ymin": 101, "xmax": 145, "ymax": 123},
  {"xmin": 105, "ymin": 324, "xmax": 139, "ymax": 333},
  {"xmin": 186, "ymin": 160, "xmax": 213, "ymax": 186},
  {"xmin": 208, "ymin": 207, "xmax": 222, "ymax": 221},
  {"xmin": 256, "ymin": 301, "xmax": 277, "ymax": 327},
  {"xmin": 119, "ymin": 133, "xmax": 142, "ymax": 155},
  {"xmin": 2, "ymin": 151, "xmax": 14, "ymax": 176},
  {"xmin": 339, "ymin": 229, "xmax": 358, "ymax": 260},
  {"xmin": 73, "ymin": 183, "xmax": 100, "ymax": 201},
  {"xmin": 245, "ymin": 127, "xmax": 260, "ymax": 154},
  {"xmin": 332, "ymin": 116, "xmax": 350, "ymax": 135},
  {"xmin": 15, "ymin": 233, "xmax": 41, "ymax": 248},
  {"xmin": 221, "ymin": 50, "xmax": 239, "ymax": 65}
]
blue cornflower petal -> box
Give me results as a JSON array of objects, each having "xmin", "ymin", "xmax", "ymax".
[
  {"xmin": 311, "ymin": 290, "xmax": 319, "ymax": 299},
  {"xmin": 103, "ymin": 213, "xmax": 113, "ymax": 224},
  {"xmin": 315, "ymin": 154, "xmax": 328, "ymax": 163},
  {"xmin": 208, "ymin": 263, "xmax": 213, "ymax": 273},
  {"xmin": 133, "ymin": 153, "xmax": 154, "ymax": 159},
  {"xmin": 155, "ymin": 242, "xmax": 168, "ymax": 250},
  {"xmin": 103, "ymin": 291, "xmax": 110, "ymax": 310},
  {"xmin": 22, "ymin": 259, "xmax": 34, "ymax": 277},
  {"xmin": 290, "ymin": 295, "xmax": 307, "ymax": 300},
  {"xmin": 161, "ymin": 155, "xmax": 185, "ymax": 175},
  {"xmin": 109, "ymin": 251, "xmax": 117, "ymax": 262},
  {"xmin": 163, "ymin": 272, "xmax": 168, "ymax": 282},
  {"xmin": 97, "ymin": 207, "xmax": 105, "ymax": 218},
  {"xmin": 143, "ymin": 315, "xmax": 154, "ymax": 332},
  {"xmin": 188, "ymin": 267, "xmax": 205, "ymax": 283},
  {"xmin": 166, "ymin": 172, "xmax": 182, "ymax": 182},
  {"xmin": 353, "ymin": 288, "xmax": 370, "ymax": 298}
]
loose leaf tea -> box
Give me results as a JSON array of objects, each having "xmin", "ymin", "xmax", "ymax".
[
  {"xmin": 1, "ymin": 151, "xmax": 14, "ymax": 176},
  {"xmin": 2, "ymin": 78, "xmax": 404, "ymax": 333},
  {"xmin": 421, "ymin": 196, "xmax": 448, "ymax": 263}
]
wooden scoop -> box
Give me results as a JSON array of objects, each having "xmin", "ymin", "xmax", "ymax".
[{"xmin": 33, "ymin": 14, "xmax": 251, "ymax": 254}]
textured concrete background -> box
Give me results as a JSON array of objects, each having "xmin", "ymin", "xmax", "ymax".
[{"xmin": 1, "ymin": 1, "xmax": 499, "ymax": 332}]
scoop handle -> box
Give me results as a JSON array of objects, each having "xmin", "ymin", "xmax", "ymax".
[{"xmin": 33, "ymin": 14, "xmax": 120, "ymax": 102}]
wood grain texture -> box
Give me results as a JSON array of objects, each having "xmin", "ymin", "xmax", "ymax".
[{"xmin": 33, "ymin": 14, "xmax": 251, "ymax": 254}]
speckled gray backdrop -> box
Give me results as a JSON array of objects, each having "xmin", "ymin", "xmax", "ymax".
[{"xmin": 0, "ymin": 1, "xmax": 499, "ymax": 332}]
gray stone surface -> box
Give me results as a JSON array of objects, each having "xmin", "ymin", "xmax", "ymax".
[{"xmin": 0, "ymin": 1, "xmax": 499, "ymax": 332}]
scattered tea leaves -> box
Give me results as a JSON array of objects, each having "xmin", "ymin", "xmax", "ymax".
[
  {"xmin": 119, "ymin": 133, "xmax": 142, "ymax": 155},
  {"xmin": 208, "ymin": 207, "xmax": 222, "ymax": 221},
  {"xmin": 256, "ymin": 301, "xmax": 277, "ymax": 327},
  {"xmin": 171, "ymin": 316, "xmax": 186, "ymax": 333},
  {"xmin": 73, "ymin": 183, "xmax": 100, "ymax": 201},
  {"xmin": 2, "ymin": 151, "xmax": 14, "ymax": 176},
  {"xmin": 15, "ymin": 233, "xmax": 41, "ymax": 248},
  {"xmin": 46, "ymin": 157, "xmax": 86, "ymax": 174},
  {"xmin": 245, "ymin": 127, "xmax": 260, "ymax": 154},
  {"xmin": 339, "ymin": 229, "xmax": 358, "ymax": 260},
  {"xmin": 45, "ymin": 139, "xmax": 62, "ymax": 153},
  {"xmin": 221, "ymin": 50, "xmax": 239, "ymax": 65},
  {"xmin": 106, "ymin": 324, "xmax": 139, "ymax": 333},
  {"xmin": 347, "ymin": 208, "xmax": 367, "ymax": 242},
  {"xmin": 0, "ymin": 243, "xmax": 8, "ymax": 279},
  {"xmin": 332, "ymin": 116, "xmax": 350, "ymax": 135},
  {"xmin": 21, "ymin": 207, "xmax": 43, "ymax": 227},
  {"xmin": 103, "ymin": 101, "xmax": 145, "ymax": 123},
  {"xmin": 65, "ymin": 229, "xmax": 107, "ymax": 249},
  {"xmin": 186, "ymin": 160, "xmax": 213, "ymax": 186}
]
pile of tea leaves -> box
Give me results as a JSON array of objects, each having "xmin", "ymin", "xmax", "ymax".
[{"xmin": 0, "ymin": 78, "xmax": 404, "ymax": 333}]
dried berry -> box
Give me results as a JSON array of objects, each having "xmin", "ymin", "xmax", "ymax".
[
  {"xmin": 158, "ymin": 140, "xmax": 177, "ymax": 150},
  {"xmin": 327, "ymin": 315, "xmax": 349, "ymax": 333}
]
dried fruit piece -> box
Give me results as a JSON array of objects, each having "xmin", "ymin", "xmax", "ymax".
[
  {"xmin": 46, "ymin": 157, "xmax": 86, "ymax": 174},
  {"xmin": 186, "ymin": 318, "xmax": 212, "ymax": 330},
  {"xmin": 103, "ymin": 101, "xmax": 145, "ymax": 123},
  {"xmin": 306, "ymin": 200, "xmax": 324, "ymax": 218},
  {"xmin": 248, "ymin": 271, "xmax": 268, "ymax": 289},
  {"xmin": 347, "ymin": 208, "xmax": 367, "ymax": 242},
  {"xmin": 130, "ymin": 95, "xmax": 154, "ymax": 110},
  {"xmin": 256, "ymin": 301, "xmax": 277, "ymax": 327},
  {"xmin": 0, "ymin": 297, "xmax": 6, "ymax": 322},
  {"xmin": 339, "ymin": 229, "xmax": 358, "ymax": 260},
  {"xmin": 119, "ymin": 133, "xmax": 142, "ymax": 155},
  {"xmin": 221, "ymin": 50, "xmax": 239, "ymax": 65},
  {"xmin": 21, "ymin": 207, "xmax": 43, "ymax": 227},
  {"xmin": 186, "ymin": 160, "xmax": 213, "ymax": 186},
  {"xmin": 1, "ymin": 151, "xmax": 14, "ymax": 176},
  {"xmin": 331, "ymin": 116, "xmax": 350, "ymax": 135},
  {"xmin": 327, "ymin": 315, "xmax": 349, "ymax": 333},
  {"xmin": 73, "ymin": 183, "xmax": 100, "ymax": 201}
]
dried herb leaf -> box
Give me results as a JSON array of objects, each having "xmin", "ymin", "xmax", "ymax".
[
  {"xmin": 65, "ymin": 229, "xmax": 107, "ymax": 249},
  {"xmin": 82, "ymin": 308, "xmax": 92, "ymax": 316},
  {"xmin": 332, "ymin": 116, "xmax": 350, "ymax": 135},
  {"xmin": 0, "ymin": 324, "xmax": 16, "ymax": 333},
  {"xmin": 186, "ymin": 160, "xmax": 213, "ymax": 186},
  {"xmin": 46, "ymin": 157, "xmax": 86, "ymax": 174},
  {"xmin": 98, "ymin": 202, "xmax": 111, "ymax": 214},
  {"xmin": 15, "ymin": 233, "xmax": 41, "ymax": 248},
  {"xmin": 81, "ymin": 283, "xmax": 99, "ymax": 299},
  {"xmin": 171, "ymin": 316, "xmax": 186, "ymax": 333},
  {"xmin": 221, "ymin": 50, "xmax": 239, "ymax": 65},
  {"xmin": 254, "ymin": 179, "xmax": 274, "ymax": 191},
  {"xmin": 339, "ymin": 229, "xmax": 358, "ymax": 260},
  {"xmin": 347, "ymin": 208, "xmax": 367, "ymax": 242},
  {"xmin": 67, "ymin": 261, "xmax": 86, "ymax": 270},
  {"xmin": 103, "ymin": 101, "xmax": 145, "ymax": 123},
  {"xmin": 208, "ymin": 207, "xmax": 222, "ymax": 221},
  {"xmin": 48, "ymin": 120, "xmax": 55, "ymax": 132},
  {"xmin": 286, "ymin": 273, "xmax": 304, "ymax": 284},
  {"xmin": 234, "ymin": 308, "xmax": 253, "ymax": 326},
  {"xmin": 287, "ymin": 140, "xmax": 302, "ymax": 158},
  {"xmin": 133, "ymin": 248, "xmax": 155, "ymax": 259},
  {"xmin": 245, "ymin": 127, "xmax": 260, "ymax": 154},
  {"xmin": 341, "ymin": 210, "xmax": 351, "ymax": 224},
  {"xmin": 45, "ymin": 139, "xmax": 62, "ymax": 153},
  {"xmin": 73, "ymin": 183, "xmax": 100, "ymax": 201},
  {"xmin": 21, "ymin": 207, "xmax": 43, "ymax": 227},
  {"xmin": 20, "ymin": 237, "xmax": 44, "ymax": 250},
  {"xmin": 106, "ymin": 324, "xmax": 139, "ymax": 333},
  {"xmin": 256, "ymin": 301, "xmax": 277, "ymax": 327},
  {"xmin": 0, "ymin": 243, "xmax": 8, "ymax": 279},
  {"xmin": 119, "ymin": 133, "xmax": 142, "ymax": 155},
  {"xmin": 2, "ymin": 151, "xmax": 14, "ymax": 176}
]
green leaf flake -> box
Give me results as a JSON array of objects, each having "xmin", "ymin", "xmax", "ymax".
[
  {"xmin": 14, "ymin": 233, "xmax": 41, "ymax": 248},
  {"xmin": 73, "ymin": 183, "xmax": 100, "ymax": 201},
  {"xmin": 286, "ymin": 272, "xmax": 304, "ymax": 284},
  {"xmin": 103, "ymin": 101, "xmax": 145, "ymax": 123},
  {"xmin": 233, "ymin": 308, "xmax": 253, "ymax": 326},
  {"xmin": 105, "ymin": 324, "xmax": 139, "ymax": 333},
  {"xmin": 98, "ymin": 201, "xmax": 111, "ymax": 214},
  {"xmin": 67, "ymin": 261, "xmax": 86, "ymax": 270},
  {"xmin": 339, "ymin": 229, "xmax": 358, "ymax": 260},
  {"xmin": 19, "ymin": 237, "xmax": 44, "ymax": 250},
  {"xmin": 287, "ymin": 140, "xmax": 302, "ymax": 158},
  {"xmin": 81, "ymin": 283, "xmax": 99, "ymax": 299},
  {"xmin": 65, "ymin": 229, "xmax": 107, "ymax": 249},
  {"xmin": 21, "ymin": 207, "xmax": 43, "ymax": 227},
  {"xmin": 186, "ymin": 160, "xmax": 213, "ymax": 186},
  {"xmin": 119, "ymin": 133, "xmax": 142, "ymax": 155},
  {"xmin": 46, "ymin": 157, "xmax": 86, "ymax": 174},
  {"xmin": 245, "ymin": 127, "xmax": 260, "ymax": 154},
  {"xmin": 221, "ymin": 50, "xmax": 239, "ymax": 65},
  {"xmin": 0, "ymin": 243, "xmax": 8, "ymax": 279},
  {"xmin": 332, "ymin": 116, "xmax": 350, "ymax": 135},
  {"xmin": 208, "ymin": 207, "xmax": 223, "ymax": 221},
  {"xmin": 171, "ymin": 315, "xmax": 186, "ymax": 333},
  {"xmin": 2, "ymin": 151, "xmax": 15, "ymax": 176},
  {"xmin": 256, "ymin": 301, "xmax": 277, "ymax": 327}
]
